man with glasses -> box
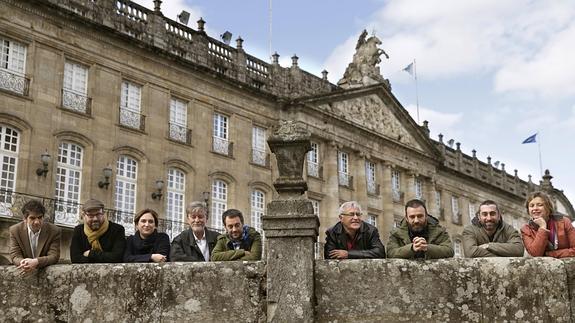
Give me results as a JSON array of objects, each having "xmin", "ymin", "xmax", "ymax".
[
  {"xmin": 324, "ymin": 201, "xmax": 385, "ymax": 259},
  {"xmin": 212, "ymin": 209, "xmax": 262, "ymax": 261},
  {"xmin": 70, "ymin": 199, "xmax": 126, "ymax": 263},
  {"xmin": 387, "ymin": 199, "xmax": 453, "ymax": 259},
  {"xmin": 171, "ymin": 201, "xmax": 220, "ymax": 261},
  {"xmin": 9, "ymin": 199, "xmax": 61, "ymax": 272}
]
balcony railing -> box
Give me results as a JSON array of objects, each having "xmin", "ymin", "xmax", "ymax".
[
  {"xmin": 308, "ymin": 162, "xmax": 319, "ymax": 178},
  {"xmin": 62, "ymin": 89, "xmax": 91, "ymax": 115},
  {"xmin": 0, "ymin": 68, "xmax": 29, "ymax": 96},
  {"xmin": 212, "ymin": 137, "xmax": 233, "ymax": 157},
  {"xmin": 169, "ymin": 123, "xmax": 192, "ymax": 144},
  {"xmin": 338, "ymin": 173, "xmax": 353, "ymax": 189},
  {"xmin": 0, "ymin": 189, "xmax": 198, "ymax": 241},
  {"xmin": 367, "ymin": 181, "xmax": 380, "ymax": 196},
  {"xmin": 251, "ymin": 148, "xmax": 268, "ymax": 166},
  {"xmin": 119, "ymin": 107, "xmax": 146, "ymax": 131},
  {"xmin": 392, "ymin": 190, "xmax": 404, "ymax": 203}
]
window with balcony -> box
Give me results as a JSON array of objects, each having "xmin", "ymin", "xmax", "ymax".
[
  {"xmin": 251, "ymin": 189, "xmax": 265, "ymax": 231},
  {"xmin": 169, "ymin": 98, "xmax": 190, "ymax": 144},
  {"xmin": 0, "ymin": 37, "xmax": 28, "ymax": 95},
  {"xmin": 0, "ymin": 125, "xmax": 19, "ymax": 211},
  {"xmin": 468, "ymin": 202, "xmax": 476, "ymax": 221},
  {"xmin": 307, "ymin": 142, "xmax": 320, "ymax": 177},
  {"xmin": 115, "ymin": 155, "xmax": 138, "ymax": 234},
  {"xmin": 211, "ymin": 179, "xmax": 227, "ymax": 231},
  {"xmin": 392, "ymin": 170, "xmax": 401, "ymax": 202},
  {"xmin": 54, "ymin": 142, "xmax": 83, "ymax": 226},
  {"xmin": 366, "ymin": 161, "xmax": 378, "ymax": 195},
  {"xmin": 62, "ymin": 61, "xmax": 90, "ymax": 114},
  {"xmin": 414, "ymin": 177, "xmax": 423, "ymax": 200},
  {"xmin": 120, "ymin": 81, "xmax": 143, "ymax": 130},
  {"xmin": 251, "ymin": 126, "xmax": 266, "ymax": 166},
  {"xmin": 338, "ymin": 151, "xmax": 350, "ymax": 187},
  {"xmin": 451, "ymin": 195, "xmax": 461, "ymax": 224},
  {"xmin": 366, "ymin": 214, "xmax": 377, "ymax": 227},
  {"xmin": 212, "ymin": 113, "xmax": 230, "ymax": 156}
]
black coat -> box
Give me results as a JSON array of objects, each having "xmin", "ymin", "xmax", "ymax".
[
  {"xmin": 170, "ymin": 228, "xmax": 219, "ymax": 261},
  {"xmin": 70, "ymin": 222, "xmax": 126, "ymax": 263},
  {"xmin": 324, "ymin": 221, "xmax": 386, "ymax": 259},
  {"xmin": 124, "ymin": 230, "xmax": 171, "ymax": 262}
]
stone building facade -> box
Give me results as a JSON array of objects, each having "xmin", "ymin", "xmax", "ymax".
[{"xmin": 0, "ymin": 0, "xmax": 572, "ymax": 261}]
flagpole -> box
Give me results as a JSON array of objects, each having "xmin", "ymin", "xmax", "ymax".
[
  {"xmin": 537, "ymin": 131, "xmax": 543, "ymax": 178},
  {"xmin": 414, "ymin": 59, "xmax": 420, "ymax": 124}
]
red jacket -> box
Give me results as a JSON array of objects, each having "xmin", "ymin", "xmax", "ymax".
[{"xmin": 521, "ymin": 215, "xmax": 575, "ymax": 258}]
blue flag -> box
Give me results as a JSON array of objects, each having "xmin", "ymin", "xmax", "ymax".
[
  {"xmin": 522, "ymin": 133, "xmax": 537, "ymax": 144},
  {"xmin": 403, "ymin": 62, "xmax": 414, "ymax": 76}
]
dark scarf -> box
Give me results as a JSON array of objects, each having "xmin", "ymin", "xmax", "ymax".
[
  {"xmin": 408, "ymin": 225, "xmax": 428, "ymax": 259},
  {"xmin": 133, "ymin": 229, "xmax": 159, "ymax": 254},
  {"xmin": 227, "ymin": 225, "xmax": 252, "ymax": 251}
]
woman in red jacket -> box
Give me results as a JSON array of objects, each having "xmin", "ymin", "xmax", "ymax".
[{"xmin": 521, "ymin": 191, "xmax": 575, "ymax": 258}]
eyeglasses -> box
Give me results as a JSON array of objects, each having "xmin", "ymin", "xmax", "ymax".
[
  {"xmin": 341, "ymin": 212, "xmax": 362, "ymax": 217},
  {"xmin": 84, "ymin": 212, "xmax": 103, "ymax": 219}
]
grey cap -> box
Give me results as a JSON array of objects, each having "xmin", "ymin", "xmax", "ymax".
[{"xmin": 82, "ymin": 199, "xmax": 105, "ymax": 212}]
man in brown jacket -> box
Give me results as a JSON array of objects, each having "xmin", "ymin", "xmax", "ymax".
[
  {"xmin": 462, "ymin": 200, "xmax": 524, "ymax": 257},
  {"xmin": 9, "ymin": 200, "xmax": 61, "ymax": 272}
]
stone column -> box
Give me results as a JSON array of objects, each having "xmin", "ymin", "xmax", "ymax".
[
  {"xmin": 354, "ymin": 151, "xmax": 368, "ymax": 210},
  {"xmin": 381, "ymin": 162, "xmax": 395, "ymax": 242},
  {"xmin": 263, "ymin": 120, "xmax": 319, "ymax": 322},
  {"xmin": 322, "ymin": 140, "xmax": 340, "ymax": 231}
]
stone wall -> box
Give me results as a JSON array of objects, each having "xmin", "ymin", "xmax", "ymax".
[{"xmin": 3, "ymin": 258, "xmax": 575, "ymax": 322}]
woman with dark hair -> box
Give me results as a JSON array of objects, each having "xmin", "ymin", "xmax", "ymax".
[
  {"xmin": 124, "ymin": 208, "xmax": 170, "ymax": 262},
  {"xmin": 521, "ymin": 191, "xmax": 575, "ymax": 258}
]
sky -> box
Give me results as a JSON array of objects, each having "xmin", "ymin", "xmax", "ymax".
[{"xmin": 134, "ymin": 0, "xmax": 575, "ymax": 205}]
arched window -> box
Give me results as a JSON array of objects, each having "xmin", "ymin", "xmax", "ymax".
[
  {"xmin": 251, "ymin": 189, "xmax": 265, "ymax": 231},
  {"xmin": 54, "ymin": 141, "xmax": 83, "ymax": 226},
  {"xmin": 211, "ymin": 179, "xmax": 227, "ymax": 231},
  {"xmin": 0, "ymin": 125, "xmax": 19, "ymax": 208},
  {"xmin": 166, "ymin": 168, "xmax": 185, "ymax": 223},
  {"xmin": 115, "ymin": 155, "xmax": 138, "ymax": 234}
]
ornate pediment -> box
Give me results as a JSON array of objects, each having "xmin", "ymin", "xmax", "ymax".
[{"xmin": 317, "ymin": 94, "xmax": 424, "ymax": 152}]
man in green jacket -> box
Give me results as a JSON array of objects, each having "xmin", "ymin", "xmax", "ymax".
[
  {"xmin": 212, "ymin": 209, "xmax": 262, "ymax": 261},
  {"xmin": 388, "ymin": 199, "xmax": 454, "ymax": 259},
  {"xmin": 462, "ymin": 200, "xmax": 524, "ymax": 257}
]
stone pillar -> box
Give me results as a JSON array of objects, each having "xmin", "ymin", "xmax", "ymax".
[
  {"xmin": 263, "ymin": 120, "xmax": 319, "ymax": 322},
  {"xmin": 381, "ymin": 163, "xmax": 395, "ymax": 241},
  {"xmin": 323, "ymin": 141, "xmax": 340, "ymax": 232},
  {"xmin": 354, "ymin": 151, "xmax": 368, "ymax": 209}
]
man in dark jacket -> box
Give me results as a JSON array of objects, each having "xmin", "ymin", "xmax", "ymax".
[
  {"xmin": 324, "ymin": 201, "xmax": 385, "ymax": 259},
  {"xmin": 70, "ymin": 199, "xmax": 126, "ymax": 263},
  {"xmin": 388, "ymin": 199, "xmax": 453, "ymax": 259},
  {"xmin": 462, "ymin": 200, "xmax": 524, "ymax": 257},
  {"xmin": 171, "ymin": 201, "xmax": 220, "ymax": 261},
  {"xmin": 212, "ymin": 209, "xmax": 262, "ymax": 261}
]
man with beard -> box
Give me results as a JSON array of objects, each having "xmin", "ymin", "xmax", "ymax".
[
  {"xmin": 70, "ymin": 199, "xmax": 126, "ymax": 263},
  {"xmin": 171, "ymin": 201, "xmax": 220, "ymax": 261},
  {"xmin": 387, "ymin": 199, "xmax": 454, "ymax": 259},
  {"xmin": 324, "ymin": 201, "xmax": 385, "ymax": 259},
  {"xmin": 462, "ymin": 200, "xmax": 524, "ymax": 257},
  {"xmin": 212, "ymin": 209, "xmax": 262, "ymax": 261}
]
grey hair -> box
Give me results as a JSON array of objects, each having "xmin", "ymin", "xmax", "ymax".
[
  {"xmin": 186, "ymin": 201, "xmax": 208, "ymax": 218},
  {"xmin": 339, "ymin": 201, "xmax": 362, "ymax": 215}
]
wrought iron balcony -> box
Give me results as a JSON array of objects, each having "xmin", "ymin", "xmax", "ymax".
[
  {"xmin": 169, "ymin": 122, "xmax": 192, "ymax": 145},
  {"xmin": 119, "ymin": 107, "xmax": 146, "ymax": 131},
  {"xmin": 251, "ymin": 148, "xmax": 268, "ymax": 167},
  {"xmin": 0, "ymin": 68, "xmax": 29, "ymax": 96},
  {"xmin": 338, "ymin": 173, "xmax": 353, "ymax": 189},
  {"xmin": 212, "ymin": 137, "xmax": 233, "ymax": 157},
  {"xmin": 392, "ymin": 190, "xmax": 404, "ymax": 203},
  {"xmin": 62, "ymin": 89, "xmax": 92, "ymax": 115},
  {"xmin": 307, "ymin": 162, "xmax": 319, "ymax": 178},
  {"xmin": 367, "ymin": 181, "xmax": 380, "ymax": 196}
]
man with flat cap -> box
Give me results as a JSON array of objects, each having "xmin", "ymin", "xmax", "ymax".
[{"xmin": 70, "ymin": 199, "xmax": 126, "ymax": 263}]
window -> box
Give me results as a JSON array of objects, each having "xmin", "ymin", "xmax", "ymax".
[
  {"xmin": 454, "ymin": 240, "xmax": 462, "ymax": 258},
  {"xmin": 468, "ymin": 202, "xmax": 476, "ymax": 221},
  {"xmin": 54, "ymin": 142, "xmax": 83, "ymax": 226},
  {"xmin": 251, "ymin": 189, "xmax": 265, "ymax": 231},
  {"xmin": 211, "ymin": 180, "xmax": 227, "ymax": 231},
  {"xmin": 0, "ymin": 125, "xmax": 19, "ymax": 210},
  {"xmin": 0, "ymin": 37, "xmax": 27, "ymax": 95},
  {"xmin": 451, "ymin": 196, "xmax": 460, "ymax": 224},
  {"xmin": 414, "ymin": 177, "xmax": 423, "ymax": 200},
  {"xmin": 252, "ymin": 126, "xmax": 266, "ymax": 166},
  {"xmin": 115, "ymin": 155, "xmax": 138, "ymax": 234},
  {"xmin": 366, "ymin": 214, "xmax": 377, "ymax": 227},
  {"xmin": 310, "ymin": 199, "xmax": 320, "ymax": 217},
  {"xmin": 435, "ymin": 190, "xmax": 442, "ymax": 218},
  {"xmin": 119, "ymin": 81, "xmax": 142, "ymax": 130},
  {"xmin": 338, "ymin": 151, "xmax": 349, "ymax": 186},
  {"xmin": 391, "ymin": 170, "xmax": 401, "ymax": 202},
  {"xmin": 169, "ymin": 97, "xmax": 189, "ymax": 143},
  {"xmin": 212, "ymin": 113, "xmax": 229, "ymax": 155},
  {"xmin": 307, "ymin": 142, "xmax": 319, "ymax": 177},
  {"xmin": 366, "ymin": 161, "xmax": 377, "ymax": 195},
  {"xmin": 166, "ymin": 168, "xmax": 185, "ymax": 222},
  {"xmin": 62, "ymin": 60, "xmax": 89, "ymax": 113}
]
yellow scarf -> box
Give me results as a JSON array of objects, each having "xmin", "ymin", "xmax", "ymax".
[{"xmin": 84, "ymin": 217, "xmax": 109, "ymax": 252}]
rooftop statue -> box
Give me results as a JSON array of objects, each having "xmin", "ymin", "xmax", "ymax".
[{"xmin": 338, "ymin": 29, "xmax": 389, "ymax": 88}]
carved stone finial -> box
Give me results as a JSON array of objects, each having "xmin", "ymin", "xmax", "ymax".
[
  {"xmin": 236, "ymin": 36, "xmax": 243, "ymax": 49},
  {"xmin": 337, "ymin": 29, "xmax": 389, "ymax": 89},
  {"xmin": 267, "ymin": 120, "xmax": 311, "ymax": 198},
  {"xmin": 514, "ymin": 169, "xmax": 518, "ymax": 177},
  {"xmin": 438, "ymin": 133, "xmax": 443, "ymax": 143},
  {"xmin": 291, "ymin": 54, "xmax": 299, "ymax": 67},
  {"xmin": 456, "ymin": 142, "xmax": 461, "ymax": 151},
  {"xmin": 321, "ymin": 70, "xmax": 328, "ymax": 81},
  {"xmin": 153, "ymin": 0, "xmax": 162, "ymax": 12},
  {"xmin": 487, "ymin": 156, "xmax": 492, "ymax": 164},
  {"xmin": 472, "ymin": 149, "xmax": 477, "ymax": 158},
  {"xmin": 272, "ymin": 52, "xmax": 280, "ymax": 65},
  {"xmin": 541, "ymin": 169, "xmax": 554, "ymax": 191},
  {"xmin": 197, "ymin": 17, "xmax": 205, "ymax": 31}
]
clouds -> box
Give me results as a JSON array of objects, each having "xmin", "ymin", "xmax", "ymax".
[
  {"xmin": 131, "ymin": 0, "xmax": 203, "ymax": 28},
  {"xmin": 404, "ymin": 104, "xmax": 462, "ymax": 139}
]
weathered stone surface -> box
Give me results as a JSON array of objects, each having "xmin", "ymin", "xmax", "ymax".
[
  {"xmin": 559, "ymin": 257, "xmax": 575, "ymax": 322},
  {"xmin": 316, "ymin": 258, "xmax": 482, "ymax": 322},
  {"xmin": 479, "ymin": 257, "xmax": 570, "ymax": 322}
]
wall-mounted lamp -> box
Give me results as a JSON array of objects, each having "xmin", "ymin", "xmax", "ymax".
[
  {"xmin": 202, "ymin": 191, "xmax": 210, "ymax": 216},
  {"xmin": 98, "ymin": 166, "xmax": 113, "ymax": 189},
  {"xmin": 152, "ymin": 180, "xmax": 164, "ymax": 200},
  {"xmin": 35, "ymin": 150, "xmax": 51, "ymax": 177}
]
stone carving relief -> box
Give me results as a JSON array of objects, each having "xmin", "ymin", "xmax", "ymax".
[
  {"xmin": 338, "ymin": 30, "xmax": 389, "ymax": 89},
  {"xmin": 318, "ymin": 95, "xmax": 423, "ymax": 151}
]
